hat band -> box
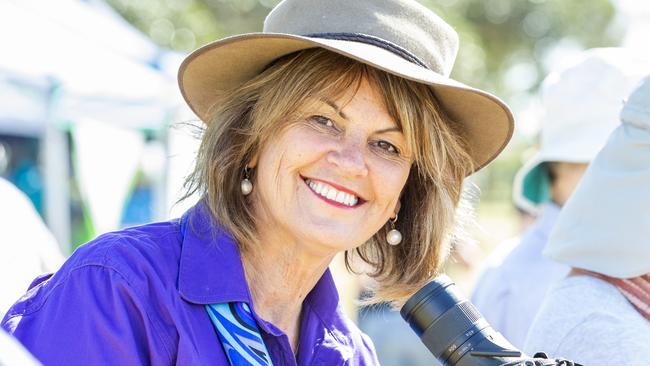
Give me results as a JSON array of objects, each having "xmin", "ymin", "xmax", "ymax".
[{"xmin": 304, "ymin": 32, "xmax": 429, "ymax": 69}]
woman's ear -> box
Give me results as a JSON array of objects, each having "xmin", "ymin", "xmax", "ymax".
[
  {"xmin": 247, "ymin": 152, "xmax": 259, "ymax": 169},
  {"xmin": 392, "ymin": 200, "xmax": 401, "ymax": 219}
]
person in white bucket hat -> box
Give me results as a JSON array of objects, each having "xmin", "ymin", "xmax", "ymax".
[
  {"xmin": 471, "ymin": 47, "xmax": 648, "ymax": 349},
  {"xmin": 524, "ymin": 75, "xmax": 650, "ymax": 366},
  {"xmin": 513, "ymin": 48, "xmax": 650, "ymax": 214}
]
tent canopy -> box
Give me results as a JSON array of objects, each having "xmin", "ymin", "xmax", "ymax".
[{"xmin": 0, "ymin": 0, "xmax": 185, "ymax": 135}]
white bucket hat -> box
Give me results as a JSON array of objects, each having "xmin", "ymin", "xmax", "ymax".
[
  {"xmin": 544, "ymin": 75, "xmax": 650, "ymax": 278},
  {"xmin": 513, "ymin": 48, "xmax": 649, "ymax": 214},
  {"xmin": 178, "ymin": 0, "xmax": 514, "ymax": 174}
]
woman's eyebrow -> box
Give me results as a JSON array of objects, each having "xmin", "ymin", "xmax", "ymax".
[
  {"xmin": 374, "ymin": 126, "xmax": 402, "ymax": 134},
  {"xmin": 323, "ymin": 99, "xmax": 348, "ymax": 120},
  {"xmin": 322, "ymin": 98, "xmax": 401, "ymax": 134}
]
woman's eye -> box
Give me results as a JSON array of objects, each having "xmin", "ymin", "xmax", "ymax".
[
  {"xmin": 311, "ymin": 115, "xmax": 335, "ymax": 128},
  {"xmin": 374, "ymin": 140, "xmax": 400, "ymax": 154}
]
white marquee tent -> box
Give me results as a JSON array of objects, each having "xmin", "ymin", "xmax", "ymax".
[{"xmin": 0, "ymin": 0, "xmax": 195, "ymax": 253}]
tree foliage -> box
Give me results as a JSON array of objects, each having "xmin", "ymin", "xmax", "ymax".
[{"xmin": 107, "ymin": 0, "xmax": 621, "ymax": 99}]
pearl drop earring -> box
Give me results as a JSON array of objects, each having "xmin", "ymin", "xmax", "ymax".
[
  {"xmin": 386, "ymin": 214, "xmax": 402, "ymax": 246},
  {"xmin": 241, "ymin": 166, "xmax": 253, "ymax": 196}
]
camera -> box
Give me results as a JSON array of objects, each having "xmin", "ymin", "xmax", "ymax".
[{"xmin": 400, "ymin": 275, "xmax": 581, "ymax": 366}]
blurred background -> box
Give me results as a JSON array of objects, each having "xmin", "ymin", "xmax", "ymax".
[{"xmin": 1, "ymin": 0, "xmax": 648, "ymax": 363}]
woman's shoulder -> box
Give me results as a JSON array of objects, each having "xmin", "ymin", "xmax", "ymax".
[
  {"xmin": 2, "ymin": 219, "xmax": 183, "ymax": 326},
  {"xmin": 29, "ymin": 220, "xmax": 183, "ymax": 303},
  {"xmin": 71, "ymin": 219, "xmax": 180, "ymax": 265}
]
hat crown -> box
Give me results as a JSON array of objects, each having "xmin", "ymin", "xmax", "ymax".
[
  {"xmin": 537, "ymin": 48, "xmax": 649, "ymax": 161},
  {"xmin": 263, "ymin": 0, "xmax": 459, "ymax": 77}
]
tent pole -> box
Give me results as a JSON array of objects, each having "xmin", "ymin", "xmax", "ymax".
[{"xmin": 42, "ymin": 82, "xmax": 71, "ymax": 255}]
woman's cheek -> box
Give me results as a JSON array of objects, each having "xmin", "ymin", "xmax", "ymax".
[
  {"xmin": 293, "ymin": 130, "xmax": 338, "ymax": 157},
  {"xmin": 369, "ymin": 155, "xmax": 410, "ymax": 182}
]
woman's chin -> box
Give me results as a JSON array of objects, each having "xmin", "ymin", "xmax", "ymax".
[{"xmin": 299, "ymin": 229, "xmax": 368, "ymax": 254}]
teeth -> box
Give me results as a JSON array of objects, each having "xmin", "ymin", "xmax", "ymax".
[
  {"xmin": 306, "ymin": 179, "xmax": 359, "ymax": 206},
  {"xmin": 345, "ymin": 194, "xmax": 354, "ymax": 206}
]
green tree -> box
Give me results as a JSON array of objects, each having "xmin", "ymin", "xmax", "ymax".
[{"xmin": 108, "ymin": 0, "xmax": 621, "ymax": 99}]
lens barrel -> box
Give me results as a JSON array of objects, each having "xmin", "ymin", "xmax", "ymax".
[{"xmin": 400, "ymin": 275, "xmax": 523, "ymax": 366}]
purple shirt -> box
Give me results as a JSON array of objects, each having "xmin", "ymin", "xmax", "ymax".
[{"xmin": 2, "ymin": 203, "xmax": 378, "ymax": 365}]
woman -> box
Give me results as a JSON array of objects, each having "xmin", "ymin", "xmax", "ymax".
[
  {"xmin": 2, "ymin": 0, "xmax": 513, "ymax": 364},
  {"xmin": 524, "ymin": 75, "xmax": 650, "ymax": 365}
]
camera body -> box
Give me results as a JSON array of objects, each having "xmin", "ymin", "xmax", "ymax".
[{"xmin": 400, "ymin": 275, "xmax": 580, "ymax": 366}]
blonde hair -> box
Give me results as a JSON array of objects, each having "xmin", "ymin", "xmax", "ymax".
[{"xmin": 182, "ymin": 49, "xmax": 474, "ymax": 305}]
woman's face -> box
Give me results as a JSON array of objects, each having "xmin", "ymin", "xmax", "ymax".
[{"xmin": 251, "ymin": 78, "xmax": 413, "ymax": 255}]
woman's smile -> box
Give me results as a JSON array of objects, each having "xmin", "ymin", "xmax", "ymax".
[{"xmin": 302, "ymin": 176, "xmax": 364, "ymax": 208}]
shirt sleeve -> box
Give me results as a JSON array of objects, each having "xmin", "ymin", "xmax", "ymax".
[{"xmin": 2, "ymin": 264, "xmax": 174, "ymax": 365}]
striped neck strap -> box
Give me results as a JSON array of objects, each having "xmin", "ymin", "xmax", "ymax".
[
  {"xmin": 206, "ymin": 302, "xmax": 274, "ymax": 366},
  {"xmin": 574, "ymin": 269, "xmax": 650, "ymax": 321}
]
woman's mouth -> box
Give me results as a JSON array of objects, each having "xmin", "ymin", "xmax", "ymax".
[{"xmin": 303, "ymin": 178, "xmax": 363, "ymax": 207}]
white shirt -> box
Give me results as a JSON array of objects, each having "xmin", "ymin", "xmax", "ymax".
[
  {"xmin": 0, "ymin": 329, "xmax": 41, "ymax": 366},
  {"xmin": 524, "ymin": 275, "xmax": 650, "ymax": 365},
  {"xmin": 471, "ymin": 203, "xmax": 570, "ymax": 349},
  {"xmin": 0, "ymin": 177, "xmax": 64, "ymax": 318}
]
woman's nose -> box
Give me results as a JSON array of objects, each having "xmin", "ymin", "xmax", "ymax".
[{"xmin": 326, "ymin": 140, "xmax": 369, "ymax": 177}]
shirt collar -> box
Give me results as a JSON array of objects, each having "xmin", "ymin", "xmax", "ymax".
[
  {"xmin": 177, "ymin": 201, "xmax": 340, "ymax": 320},
  {"xmin": 305, "ymin": 266, "xmax": 340, "ymax": 318},
  {"xmin": 178, "ymin": 202, "xmax": 251, "ymax": 304}
]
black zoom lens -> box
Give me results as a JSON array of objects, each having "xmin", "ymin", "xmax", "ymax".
[{"xmin": 400, "ymin": 275, "xmax": 524, "ymax": 366}]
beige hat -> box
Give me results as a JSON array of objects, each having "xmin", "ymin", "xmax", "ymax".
[
  {"xmin": 178, "ymin": 0, "xmax": 514, "ymax": 173},
  {"xmin": 544, "ymin": 75, "xmax": 650, "ymax": 278}
]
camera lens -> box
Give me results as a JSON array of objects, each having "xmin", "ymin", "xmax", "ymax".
[{"xmin": 400, "ymin": 275, "xmax": 520, "ymax": 366}]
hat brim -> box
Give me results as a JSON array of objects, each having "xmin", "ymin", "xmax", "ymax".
[{"xmin": 178, "ymin": 33, "xmax": 514, "ymax": 173}]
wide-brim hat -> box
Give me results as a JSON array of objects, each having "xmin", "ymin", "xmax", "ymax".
[
  {"xmin": 544, "ymin": 75, "xmax": 650, "ymax": 278},
  {"xmin": 178, "ymin": 0, "xmax": 514, "ymax": 173}
]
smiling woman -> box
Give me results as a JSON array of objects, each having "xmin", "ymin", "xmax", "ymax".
[
  {"xmin": 2, "ymin": 0, "xmax": 513, "ymax": 365},
  {"xmin": 184, "ymin": 49, "xmax": 477, "ymax": 306}
]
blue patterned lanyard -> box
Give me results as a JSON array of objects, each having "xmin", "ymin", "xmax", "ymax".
[{"xmin": 206, "ymin": 302, "xmax": 274, "ymax": 366}]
